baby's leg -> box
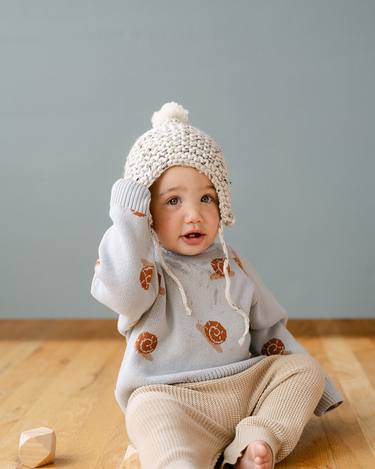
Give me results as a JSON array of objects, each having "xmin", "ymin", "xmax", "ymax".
[
  {"xmin": 126, "ymin": 387, "xmax": 231, "ymax": 469},
  {"xmin": 224, "ymin": 354, "xmax": 325, "ymax": 468}
]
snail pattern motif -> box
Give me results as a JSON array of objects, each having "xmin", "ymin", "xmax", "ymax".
[
  {"xmin": 261, "ymin": 338, "xmax": 292, "ymax": 356},
  {"xmin": 119, "ymin": 205, "xmax": 146, "ymax": 217},
  {"xmin": 158, "ymin": 273, "xmax": 166, "ymax": 296},
  {"xmin": 181, "ymin": 377, "xmax": 193, "ymax": 383},
  {"xmin": 232, "ymin": 251, "xmax": 249, "ymax": 277},
  {"xmin": 196, "ymin": 320, "xmax": 227, "ymax": 353},
  {"xmin": 139, "ymin": 258, "xmax": 154, "ymax": 290},
  {"xmin": 210, "ymin": 258, "xmax": 235, "ymax": 281},
  {"xmin": 134, "ymin": 331, "xmax": 158, "ymax": 361},
  {"xmin": 130, "ymin": 208, "xmax": 146, "ymax": 217}
]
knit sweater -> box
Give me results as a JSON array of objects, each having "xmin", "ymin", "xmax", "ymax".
[{"xmin": 91, "ymin": 179, "xmax": 344, "ymax": 415}]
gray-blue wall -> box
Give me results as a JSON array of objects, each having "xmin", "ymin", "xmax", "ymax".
[{"xmin": 2, "ymin": 1, "xmax": 374, "ymax": 319}]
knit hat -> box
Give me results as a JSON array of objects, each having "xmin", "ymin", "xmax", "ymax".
[
  {"xmin": 124, "ymin": 102, "xmax": 235, "ymax": 227},
  {"xmin": 124, "ymin": 103, "xmax": 249, "ymax": 346}
]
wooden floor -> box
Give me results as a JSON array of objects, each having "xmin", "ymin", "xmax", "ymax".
[{"xmin": 0, "ymin": 319, "xmax": 374, "ymax": 469}]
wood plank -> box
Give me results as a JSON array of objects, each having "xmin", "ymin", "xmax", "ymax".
[
  {"xmin": 275, "ymin": 452, "xmax": 297, "ymax": 468},
  {"xmin": 0, "ymin": 321, "xmax": 88, "ymax": 411},
  {"xmin": 288, "ymin": 333, "xmax": 337, "ymax": 469},
  {"xmin": 300, "ymin": 327, "xmax": 375, "ymax": 469},
  {"xmin": 0, "ymin": 338, "xmax": 124, "ymax": 468},
  {"xmin": 0, "ymin": 340, "xmax": 44, "ymax": 391},
  {"xmin": 0, "ymin": 319, "xmax": 374, "ymax": 469},
  {"xmin": 0, "ymin": 321, "xmax": 40, "ymax": 361},
  {"xmin": 49, "ymin": 339, "xmax": 125, "ymax": 469},
  {"xmin": 297, "ymin": 332, "xmax": 375, "ymax": 469},
  {"xmin": 348, "ymin": 336, "xmax": 375, "ymax": 390},
  {"xmin": 293, "ymin": 416, "xmax": 337, "ymax": 469},
  {"xmin": 95, "ymin": 418, "xmax": 129, "ymax": 469},
  {"xmin": 0, "ymin": 326, "xmax": 88, "ymax": 435},
  {"xmin": 322, "ymin": 335, "xmax": 375, "ymax": 460},
  {"xmin": 56, "ymin": 342, "xmax": 126, "ymax": 468}
]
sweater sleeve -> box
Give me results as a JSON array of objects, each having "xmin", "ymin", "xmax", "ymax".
[
  {"xmin": 91, "ymin": 179, "xmax": 158, "ymax": 332},
  {"xmin": 238, "ymin": 252, "xmax": 344, "ymax": 417}
]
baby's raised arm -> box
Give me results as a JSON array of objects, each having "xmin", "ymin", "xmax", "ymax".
[{"xmin": 91, "ymin": 179, "xmax": 158, "ymax": 331}]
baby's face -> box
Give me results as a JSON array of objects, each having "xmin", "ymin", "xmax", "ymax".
[{"xmin": 150, "ymin": 166, "xmax": 220, "ymax": 255}]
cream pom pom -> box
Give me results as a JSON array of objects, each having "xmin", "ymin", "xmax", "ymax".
[{"xmin": 151, "ymin": 102, "xmax": 189, "ymax": 128}]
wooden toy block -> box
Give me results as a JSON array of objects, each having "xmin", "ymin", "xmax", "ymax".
[
  {"xmin": 19, "ymin": 427, "xmax": 56, "ymax": 468},
  {"xmin": 123, "ymin": 444, "xmax": 142, "ymax": 469}
]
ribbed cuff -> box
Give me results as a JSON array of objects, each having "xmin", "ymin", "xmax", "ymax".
[
  {"xmin": 314, "ymin": 373, "xmax": 344, "ymax": 416},
  {"xmin": 110, "ymin": 179, "xmax": 151, "ymax": 214},
  {"xmin": 223, "ymin": 425, "xmax": 278, "ymax": 469}
]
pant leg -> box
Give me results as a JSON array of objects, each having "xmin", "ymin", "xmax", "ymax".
[
  {"xmin": 223, "ymin": 354, "xmax": 326, "ymax": 468},
  {"xmin": 126, "ymin": 389, "xmax": 232, "ymax": 469}
]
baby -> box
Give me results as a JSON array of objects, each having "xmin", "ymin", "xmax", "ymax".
[{"xmin": 91, "ymin": 103, "xmax": 343, "ymax": 469}]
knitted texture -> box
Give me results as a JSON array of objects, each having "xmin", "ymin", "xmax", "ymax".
[
  {"xmin": 123, "ymin": 103, "xmax": 235, "ymax": 227},
  {"xmin": 126, "ymin": 354, "xmax": 326, "ymax": 469},
  {"xmin": 91, "ymin": 178, "xmax": 344, "ymax": 414}
]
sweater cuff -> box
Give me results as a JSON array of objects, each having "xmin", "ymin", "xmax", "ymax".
[
  {"xmin": 314, "ymin": 373, "xmax": 344, "ymax": 417},
  {"xmin": 111, "ymin": 179, "xmax": 151, "ymax": 214}
]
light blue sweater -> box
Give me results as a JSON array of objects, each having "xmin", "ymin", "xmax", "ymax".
[{"xmin": 91, "ymin": 179, "xmax": 344, "ymax": 415}]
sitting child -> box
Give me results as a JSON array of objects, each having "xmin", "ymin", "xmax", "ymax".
[{"xmin": 91, "ymin": 102, "xmax": 343, "ymax": 469}]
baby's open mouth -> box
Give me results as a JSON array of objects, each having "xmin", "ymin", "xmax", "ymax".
[
  {"xmin": 185, "ymin": 233, "xmax": 202, "ymax": 238},
  {"xmin": 181, "ymin": 230, "xmax": 205, "ymax": 244},
  {"xmin": 181, "ymin": 231, "xmax": 205, "ymax": 245}
]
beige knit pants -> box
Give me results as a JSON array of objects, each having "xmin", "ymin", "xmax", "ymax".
[{"xmin": 125, "ymin": 354, "xmax": 325, "ymax": 469}]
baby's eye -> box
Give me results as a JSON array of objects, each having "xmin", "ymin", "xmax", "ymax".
[
  {"xmin": 167, "ymin": 197, "xmax": 181, "ymax": 206},
  {"xmin": 201, "ymin": 195, "xmax": 213, "ymax": 203}
]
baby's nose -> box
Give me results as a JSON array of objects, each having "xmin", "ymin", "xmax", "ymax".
[{"xmin": 184, "ymin": 204, "xmax": 203, "ymax": 223}]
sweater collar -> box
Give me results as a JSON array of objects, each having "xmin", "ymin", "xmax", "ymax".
[{"xmin": 159, "ymin": 241, "xmax": 219, "ymax": 262}]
